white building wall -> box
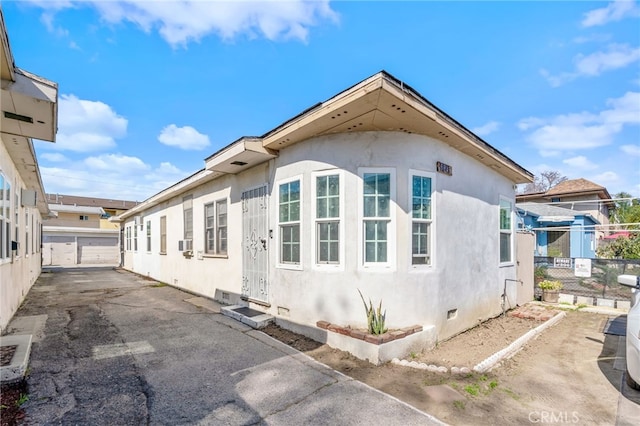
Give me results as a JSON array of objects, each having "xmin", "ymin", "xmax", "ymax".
[
  {"xmin": 0, "ymin": 139, "xmax": 44, "ymax": 332},
  {"xmin": 123, "ymin": 131, "xmax": 517, "ymax": 343},
  {"xmin": 267, "ymin": 132, "xmax": 516, "ymax": 341}
]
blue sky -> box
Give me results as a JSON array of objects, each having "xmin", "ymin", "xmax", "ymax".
[{"xmin": 3, "ymin": 0, "xmax": 639, "ymax": 202}]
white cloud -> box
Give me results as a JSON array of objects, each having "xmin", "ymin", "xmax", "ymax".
[
  {"xmin": 591, "ymin": 171, "xmax": 620, "ymax": 186},
  {"xmin": 562, "ymin": 156, "xmax": 598, "ymax": 170},
  {"xmin": 26, "ymin": 0, "xmax": 338, "ymax": 47},
  {"xmin": 55, "ymin": 94, "xmax": 128, "ymax": 152},
  {"xmin": 519, "ymin": 91, "xmax": 640, "ymax": 153},
  {"xmin": 40, "ymin": 152, "xmax": 68, "ymax": 162},
  {"xmin": 573, "ymin": 33, "xmax": 612, "ymax": 44},
  {"xmin": 582, "ymin": 0, "xmax": 640, "ymax": 27},
  {"xmin": 621, "ymin": 144, "xmax": 640, "ymax": 156},
  {"xmin": 40, "ymin": 158, "xmax": 189, "ymax": 201},
  {"xmin": 471, "ymin": 121, "xmax": 500, "ymax": 137},
  {"xmin": 541, "ymin": 44, "xmax": 640, "ymax": 87},
  {"xmin": 158, "ymin": 124, "xmax": 210, "ymax": 150},
  {"xmin": 84, "ymin": 154, "xmax": 150, "ymax": 171},
  {"xmin": 575, "ymin": 44, "xmax": 640, "ymax": 76}
]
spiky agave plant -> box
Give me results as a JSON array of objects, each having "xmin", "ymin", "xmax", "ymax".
[{"xmin": 357, "ymin": 289, "xmax": 387, "ymax": 335}]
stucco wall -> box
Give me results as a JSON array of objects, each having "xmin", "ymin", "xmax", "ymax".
[
  {"xmin": 123, "ymin": 131, "xmax": 517, "ymax": 343},
  {"xmin": 0, "ymin": 138, "xmax": 44, "ymax": 332}
]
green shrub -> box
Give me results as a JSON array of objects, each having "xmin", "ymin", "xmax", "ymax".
[
  {"xmin": 538, "ymin": 280, "xmax": 563, "ymax": 290},
  {"xmin": 357, "ymin": 289, "xmax": 387, "ymax": 335}
]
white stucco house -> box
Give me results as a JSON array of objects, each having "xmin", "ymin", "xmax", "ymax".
[
  {"xmin": 118, "ymin": 71, "xmax": 533, "ymax": 355},
  {"xmin": 0, "ymin": 8, "xmax": 58, "ymax": 332}
]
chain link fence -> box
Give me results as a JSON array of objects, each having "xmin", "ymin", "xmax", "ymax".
[{"xmin": 534, "ymin": 256, "xmax": 640, "ymax": 303}]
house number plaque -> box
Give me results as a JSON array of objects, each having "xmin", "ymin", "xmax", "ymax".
[{"xmin": 437, "ymin": 161, "xmax": 452, "ymax": 176}]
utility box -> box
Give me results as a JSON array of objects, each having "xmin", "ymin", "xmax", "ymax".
[{"xmin": 21, "ymin": 189, "xmax": 36, "ymax": 207}]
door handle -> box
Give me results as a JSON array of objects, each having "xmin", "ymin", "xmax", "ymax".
[{"xmin": 260, "ymin": 238, "xmax": 267, "ymax": 250}]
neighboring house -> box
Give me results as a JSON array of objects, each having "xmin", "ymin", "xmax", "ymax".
[
  {"xmin": 117, "ymin": 71, "xmax": 533, "ymax": 354},
  {"xmin": 0, "ymin": 9, "xmax": 58, "ymax": 332},
  {"xmin": 516, "ymin": 202, "xmax": 599, "ymax": 258},
  {"xmin": 46, "ymin": 193, "xmax": 139, "ymax": 230},
  {"xmin": 516, "ymin": 178, "xmax": 612, "ymax": 240},
  {"xmin": 42, "ymin": 195, "xmax": 137, "ymax": 266}
]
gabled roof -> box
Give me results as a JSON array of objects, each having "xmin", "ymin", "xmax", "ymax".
[
  {"xmin": 261, "ymin": 71, "xmax": 533, "ymax": 183},
  {"xmin": 545, "ymin": 178, "xmax": 611, "ymax": 199},
  {"xmin": 120, "ymin": 71, "xmax": 533, "ymax": 220}
]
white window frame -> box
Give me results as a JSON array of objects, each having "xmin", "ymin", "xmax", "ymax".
[
  {"xmin": 204, "ymin": 198, "xmax": 228, "ymax": 256},
  {"xmin": 409, "ymin": 170, "xmax": 435, "ymax": 269},
  {"xmin": 277, "ymin": 175, "xmax": 303, "ymax": 270},
  {"xmin": 79, "ymin": 215, "xmax": 89, "ymax": 221},
  {"xmin": 358, "ymin": 167, "xmax": 396, "ymax": 270},
  {"xmin": 311, "ymin": 170, "xmax": 345, "ymax": 270},
  {"xmin": 133, "ymin": 223, "xmax": 138, "ymax": 252},
  {"xmin": 146, "ymin": 220, "xmax": 151, "ymax": 252},
  {"xmin": 160, "ymin": 216, "xmax": 167, "ymax": 254},
  {"xmin": 126, "ymin": 226, "xmax": 131, "ymax": 251},
  {"xmin": 499, "ymin": 196, "xmax": 514, "ymax": 265},
  {"xmin": 0, "ymin": 172, "xmax": 9, "ymax": 262}
]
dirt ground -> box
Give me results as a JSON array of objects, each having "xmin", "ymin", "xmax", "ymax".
[{"xmin": 262, "ymin": 308, "xmax": 625, "ymax": 425}]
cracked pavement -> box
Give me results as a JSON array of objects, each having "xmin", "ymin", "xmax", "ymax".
[{"xmin": 7, "ymin": 267, "xmax": 443, "ymax": 425}]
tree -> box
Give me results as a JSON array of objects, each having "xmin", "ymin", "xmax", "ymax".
[
  {"xmin": 597, "ymin": 233, "xmax": 640, "ymax": 259},
  {"xmin": 520, "ymin": 171, "xmax": 568, "ymax": 194},
  {"xmin": 611, "ymin": 192, "xmax": 640, "ymax": 229}
]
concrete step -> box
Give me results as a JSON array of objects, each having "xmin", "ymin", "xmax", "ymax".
[
  {"xmin": 0, "ymin": 334, "xmax": 32, "ymax": 384},
  {"xmin": 220, "ymin": 305, "xmax": 274, "ymax": 329}
]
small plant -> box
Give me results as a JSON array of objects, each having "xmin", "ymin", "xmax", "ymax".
[
  {"xmin": 534, "ymin": 265, "xmax": 549, "ymax": 283},
  {"xmin": 538, "ymin": 280, "xmax": 563, "ymax": 291},
  {"xmin": 150, "ymin": 282, "xmax": 168, "ymax": 288},
  {"xmin": 409, "ymin": 351, "xmax": 418, "ymax": 359},
  {"xmin": 488, "ymin": 380, "xmax": 498, "ymax": 390},
  {"xmin": 16, "ymin": 393, "xmax": 29, "ymax": 407},
  {"xmin": 357, "ymin": 289, "xmax": 387, "ymax": 335},
  {"xmin": 464, "ymin": 384, "xmax": 480, "ymax": 396},
  {"xmin": 453, "ymin": 400, "xmax": 466, "ymax": 410}
]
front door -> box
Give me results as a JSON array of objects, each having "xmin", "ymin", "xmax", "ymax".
[{"xmin": 241, "ymin": 185, "xmax": 269, "ymax": 304}]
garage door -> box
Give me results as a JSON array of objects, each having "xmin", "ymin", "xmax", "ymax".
[
  {"xmin": 43, "ymin": 236, "xmax": 76, "ymax": 266},
  {"xmin": 77, "ymin": 237, "xmax": 119, "ymax": 264}
]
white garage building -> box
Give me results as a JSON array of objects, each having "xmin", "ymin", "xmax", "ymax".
[{"xmin": 43, "ymin": 204, "xmax": 119, "ymax": 266}]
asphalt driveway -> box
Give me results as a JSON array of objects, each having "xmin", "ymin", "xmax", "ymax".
[{"xmin": 5, "ymin": 267, "xmax": 443, "ymax": 425}]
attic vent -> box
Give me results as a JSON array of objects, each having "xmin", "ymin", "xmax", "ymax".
[
  {"xmin": 4, "ymin": 111, "xmax": 33, "ymax": 123},
  {"xmin": 231, "ymin": 161, "xmax": 248, "ymax": 166},
  {"xmin": 438, "ymin": 131, "xmax": 449, "ymax": 138},
  {"xmin": 476, "ymin": 153, "xmax": 485, "ymax": 160}
]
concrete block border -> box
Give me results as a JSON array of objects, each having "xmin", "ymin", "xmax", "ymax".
[
  {"xmin": 473, "ymin": 311, "xmax": 566, "ymax": 373},
  {"xmin": 390, "ymin": 311, "xmax": 567, "ymax": 374}
]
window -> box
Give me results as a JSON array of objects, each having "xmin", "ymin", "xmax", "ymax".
[
  {"xmin": 279, "ymin": 179, "xmax": 301, "ymax": 265},
  {"xmin": 205, "ymin": 199, "xmax": 228, "ymax": 255},
  {"xmin": 500, "ymin": 198, "xmax": 513, "ymax": 263},
  {"xmin": 25, "ymin": 210, "xmax": 29, "ymax": 256},
  {"xmin": 183, "ymin": 195, "xmax": 193, "ymax": 241},
  {"xmin": 315, "ymin": 173, "xmax": 340, "ymax": 264},
  {"xmin": 14, "ymin": 192, "xmax": 19, "ymax": 256},
  {"xmin": 79, "ymin": 215, "xmax": 89, "ymax": 221},
  {"xmin": 160, "ymin": 216, "xmax": 167, "ymax": 254},
  {"xmin": 0, "ymin": 173, "xmax": 8, "ymax": 259},
  {"xmin": 126, "ymin": 226, "xmax": 131, "ymax": 251},
  {"xmin": 216, "ymin": 200, "xmax": 227, "ymax": 254},
  {"xmin": 411, "ymin": 173, "xmax": 433, "ymax": 266},
  {"xmin": 361, "ymin": 170, "xmax": 395, "ymax": 265},
  {"xmin": 146, "ymin": 220, "xmax": 151, "ymax": 252},
  {"xmin": 133, "ymin": 224, "xmax": 138, "ymax": 251}
]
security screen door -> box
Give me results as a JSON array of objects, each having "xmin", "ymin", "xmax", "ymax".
[{"xmin": 241, "ymin": 185, "xmax": 269, "ymax": 303}]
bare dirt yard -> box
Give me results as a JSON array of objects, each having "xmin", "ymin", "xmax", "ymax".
[{"xmin": 263, "ymin": 306, "xmax": 625, "ymax": 425}]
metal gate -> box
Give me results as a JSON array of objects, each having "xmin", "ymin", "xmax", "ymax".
[{"xmin": 241, "ymin": 185, "xmax": 269, "ymax": 304}]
